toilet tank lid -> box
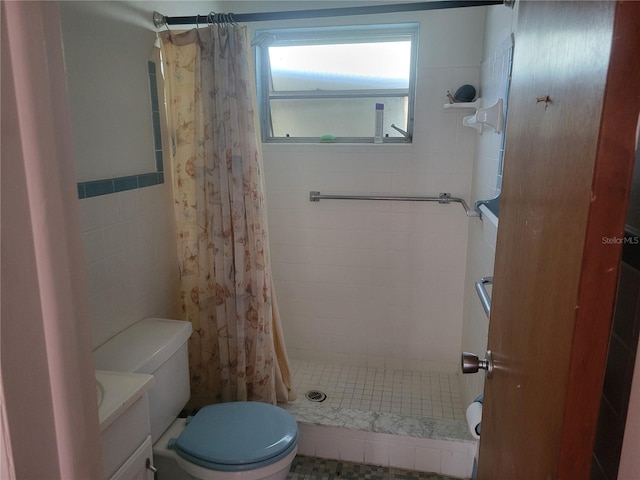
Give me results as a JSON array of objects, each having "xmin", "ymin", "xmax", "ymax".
[{"xmin": 94, "ymin": 318, "xmax": 192, "ymax": 374}]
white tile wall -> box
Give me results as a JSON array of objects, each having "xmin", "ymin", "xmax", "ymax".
[
  {"xmin": 459, "ymin": 25, "xmax": 516, "ymax": 408},
  {"xmin": 264, "ymin": 71, "xmax": 482, "ymax": 375},
  {"xmin": 265, "ymin": 141, "xmax": 474, "ymax": 373},
  {"xmin": 61, "ymin": 1, "xmax": 159, "ymax": 183},
  {"xmin": 79, "ymin": 184, "xmax": 181, "ymax": 349}
]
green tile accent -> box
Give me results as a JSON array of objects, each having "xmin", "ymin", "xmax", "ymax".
[
  {"xmin": 138, "ymin": 172, "xmax": 159, "ymax": 187},
  {"xmin": 155, "ymin": 151, "xmax": 164, "ymax": 172},
  {"xmin": 114, "ymin": 176, "xmax": 139, "ymax": 192},
  {"xmin": 149, "ymin": 74, "xmax": 159, "ymax": 112},
  {"xmin": 84, "ymin": 179, "xmax": 115, "ymax": 198},
  {"xmin": 152, "ymin": 111, "xmax": 162, "ymax": 150}
]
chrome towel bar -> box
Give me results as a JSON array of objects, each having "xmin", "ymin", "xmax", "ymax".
[
  {"xmin": 309, "ymin": 191, "xmax": 480, "ymax": 217},
  {"xmin": 475, "ymin": 276, "xmax": 493, "ymax": 318}
]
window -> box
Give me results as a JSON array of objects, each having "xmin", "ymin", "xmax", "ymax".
[{"xmin": 254, "ymin": 23, "xmax": 419, "ymax": 143}]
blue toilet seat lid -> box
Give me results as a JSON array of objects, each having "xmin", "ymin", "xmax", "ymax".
[{"xmin": 173, "ymin": 402, "xmax": 298, "ymax": 471}]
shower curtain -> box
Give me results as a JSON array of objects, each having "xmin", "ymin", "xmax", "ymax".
[{"xmin": 159, "ymin": 25, "xmax": 295, "ymax": 407}]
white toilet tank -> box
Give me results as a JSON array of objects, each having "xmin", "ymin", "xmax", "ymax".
[{"xmin": 94, "ymin": 318, "xmax": 193, "ymax": 442}]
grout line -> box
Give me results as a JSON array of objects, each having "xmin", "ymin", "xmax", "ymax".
[{"xmin": 290, "ymin": 359, "xmax": 464, "ymax": 420}]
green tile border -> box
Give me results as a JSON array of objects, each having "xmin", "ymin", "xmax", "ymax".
[{"xmin": 78, "ymin": 61, "xmax": 164, "ymax": 199}]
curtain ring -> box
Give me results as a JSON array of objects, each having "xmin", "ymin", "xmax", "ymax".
[{"xmin": 207, "ymin": 11, "xmax": 215, "ymax": 25}]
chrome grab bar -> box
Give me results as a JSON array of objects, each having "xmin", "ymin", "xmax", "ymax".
[
  {"xmin": 309, "ymin": 191, "xmax": 480, "ymax": 217},
  {"xmin": 475, "ymin": 276, "xmax": 493, "ymax": 318}
]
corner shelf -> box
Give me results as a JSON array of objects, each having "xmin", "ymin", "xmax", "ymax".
[
  {"xmin": 463, "ymin": 99, "xmax": 504, "ymax": 135},
  {"xmin": 443, "ymin": 99, "xmax": 482, "ymax": 110}
]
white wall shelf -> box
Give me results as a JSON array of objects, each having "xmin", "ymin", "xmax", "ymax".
[{"xmin": 443, "ymin": 98, "xmax": 482, "ymax": 110}]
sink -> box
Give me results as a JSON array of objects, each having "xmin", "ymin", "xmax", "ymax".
[
  {"xmin": 95, "ymin": 370, "xmax": 154, "ymax": 431},
  {"xmin": 96, "ymin": 379, "xmax": 104, "ymax": 408},
  {"xmin": 95, "ymin": 370, "xmax": 154, "ymax": 479}
]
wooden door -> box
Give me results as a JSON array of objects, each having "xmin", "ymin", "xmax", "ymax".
[{"xmin": 477, "ymin": 1, "xmax": 640, "ymax": 478}]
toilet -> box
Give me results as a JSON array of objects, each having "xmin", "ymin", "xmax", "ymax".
[{"xmin": 94, "ymin": 318, "xmax": 298, "ymax": 480}]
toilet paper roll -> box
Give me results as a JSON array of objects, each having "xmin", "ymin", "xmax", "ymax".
[{"xmin": 466, "ymin": 401, "xmax": 483, "ymax": 439}]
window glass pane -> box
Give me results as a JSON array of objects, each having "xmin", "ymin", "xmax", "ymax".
[
  {"xmin": 269, "ymin": 42, "xmax": 411, "ymax": 92},
  {"xmin": 270, "ymin": 97, "xmax": 408, "ymax": 138},
  {"xmin": 256, "ymin": 23, "xmax": 417, "ymax": 142}
]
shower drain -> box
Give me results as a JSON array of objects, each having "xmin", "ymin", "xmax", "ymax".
[{"xmin": 305, "ymin": 390, "xmax": 327, "ymax": 402}]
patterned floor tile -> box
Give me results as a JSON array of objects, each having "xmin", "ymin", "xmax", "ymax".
[{"xmin": 287, "ymin": 455, "xmax": 460, "ymax": 480}]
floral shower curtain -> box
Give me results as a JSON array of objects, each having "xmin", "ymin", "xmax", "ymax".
[{"xmin": 159, "ymin": 26, "xmax": 296, "ymax": 407}]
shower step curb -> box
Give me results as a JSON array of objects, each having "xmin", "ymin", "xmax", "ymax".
[{"xmin": 281, "ymin": 403, "xmax": 475, "ymax": 479}]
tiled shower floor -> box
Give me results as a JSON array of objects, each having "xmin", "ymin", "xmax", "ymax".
[
  {"xmin": 287, "ymin": 359, "xmax": 465, "ymax": 422},
  {"xmin": 280, "ymin": 360, "xmax": 476, "ymax": 477}
]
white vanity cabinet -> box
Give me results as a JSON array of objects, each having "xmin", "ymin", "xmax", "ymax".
[
  {"xmin": 96, "ymin": 370, "xmax": 156, "ymax": 480},
  {"xmin": 109, "ymin": 436, "xmax": 154, "ymax": 480}
]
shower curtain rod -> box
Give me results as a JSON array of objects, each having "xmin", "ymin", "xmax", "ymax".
[{"xmin": 153, "ymin": 0, "xmax": 507, "ymax": 28}]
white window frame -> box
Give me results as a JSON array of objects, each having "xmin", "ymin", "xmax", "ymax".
[{"xmin": 254, "ymin": 23, "xmax": 419, "ymax": 144}]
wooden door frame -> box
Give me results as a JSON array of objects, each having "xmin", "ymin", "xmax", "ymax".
[{"xmin": 557, "ymin": 2, "xmax": 640, "ymax": 476}]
